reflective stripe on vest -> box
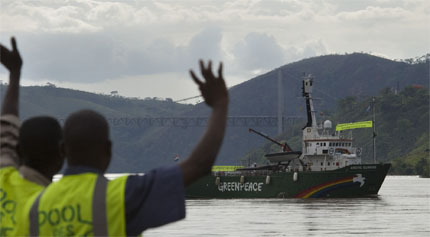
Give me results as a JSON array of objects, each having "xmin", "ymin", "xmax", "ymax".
[
  {"xmin": 29, "ymin": 175, "xmax": 108, "ymax": 236},
  {"xmin": 92, "ymin": 175, "xmax": 108, "ymax": 236},
  {"xmin": 29, "ymin": 190, "xmax": 44, "ymax": 236}
]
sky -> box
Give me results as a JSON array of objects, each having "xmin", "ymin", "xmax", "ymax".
[{"xmin": 1, "ymin": 0, "xmax": 429, "ymax": 101}]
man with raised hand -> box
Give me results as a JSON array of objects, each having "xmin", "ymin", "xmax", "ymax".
[
  {"xmin": 0, "ymin": 37, "xmax": 64, "ymax": 236},
  {"xmin": 20, "ymin": 60, "xmax": 228, "ymax": 236}
]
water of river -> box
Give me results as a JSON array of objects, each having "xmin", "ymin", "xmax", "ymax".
[{"xmin": 144, "ymin": 176, "xmax": 430, "ymax": 237}]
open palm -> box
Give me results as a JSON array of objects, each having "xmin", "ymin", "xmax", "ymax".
[{"xmin": 0, "ymin": 37, "xmax": 22, "ymax": 72}]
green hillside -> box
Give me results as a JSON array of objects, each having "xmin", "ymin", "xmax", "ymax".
[
  {"xmin": 0, "ymin": 53, "xmax": 428, "ymax": 172},
  {"xmin": 0, "ymin": 85, "xmax": 193, "ymax": 171},
  {"xmin": 243, "ymin": 86, "xmax": 430, "ymax": 176}
]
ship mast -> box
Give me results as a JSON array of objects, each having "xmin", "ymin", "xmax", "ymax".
[{"xmin": 302, "ymin": 74, "xmax": 317, "ymax": 129}]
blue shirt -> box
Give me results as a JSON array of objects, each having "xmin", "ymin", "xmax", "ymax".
[{"xmin": 64, "ymin": 165, "xmax": 186, "ymax": 236}]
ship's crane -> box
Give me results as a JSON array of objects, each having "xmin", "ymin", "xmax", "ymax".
[{"xmin": 248, "ymin": 128, "xmax": 292, "ymax": 152}]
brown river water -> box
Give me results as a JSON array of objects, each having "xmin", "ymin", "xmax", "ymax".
[
  {"xmin": 52, "ymin": 174, "xmax": 429, "ymax": 236},
  {"xmin": 145, "ymin": 176, "xmax": 430, "ymax": 236}
]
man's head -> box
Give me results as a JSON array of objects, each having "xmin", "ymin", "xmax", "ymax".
[
  {"xmin": 63, "ymin": 110, "xmax": 111, "ymax": 172},
  {"xmin": 18, "ymin": 116, "xmax": 64, "ymax": 180}
]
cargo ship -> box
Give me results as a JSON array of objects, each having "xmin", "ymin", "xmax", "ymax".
[{"xmin": 186, "ymin": 75, "xmax": 391, "ymax": 198}]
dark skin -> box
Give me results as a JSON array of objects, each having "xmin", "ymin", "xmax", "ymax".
[
  {"xmin": 1, "ymin": 37, "xmax": 23, "ymax": 116},
  {"xmin": 180, "ymin": 60, "xmax": 229, "ymax": 186},
  {"xmin": 61, "ymin": 139, "xmax": 112, "ymax": 173},
  {"xmin": 61, "ymin": 109, "xmax": 112, "ymax": 173}
]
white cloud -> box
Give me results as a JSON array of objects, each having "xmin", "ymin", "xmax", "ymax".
[
  {"xmin": 300, "ymin": 40, "xmax": 328, "ymax": 59},
  {"xmin": 232, "ymin": 32, "xmax": 286, "ymax": 71},
  {"xmin": 1, "ymin": 1, "xmax": 101, "ymax": 33},
  {"xmin": 4, "ymin": 26, "xmax": 224, "ymax": 83},
  {"xmin": 337, "ymin": 6, "xmax": 412, "ymax": 24},
  {"xmin": 0, "ymin": 0, "xmax": 428, "ymax": 99}
]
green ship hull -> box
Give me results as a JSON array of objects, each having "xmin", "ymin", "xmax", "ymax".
[{"xmin": 186, "ymin": 164, "xmax": 391, "ymax": 198}]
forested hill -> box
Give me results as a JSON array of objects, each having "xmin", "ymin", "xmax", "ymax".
[
  {"xmin": 225, "ymin": 53, "xmax": 428, "ymax": 118},
  {"xmin": 0, "ymin": 86, "xmax": 194, "ymax": 171},
  {"xmin": 146, "ymin": 53, "xmax": 428, "ymax": 171},
  {"xmin": 242, "ymin": 86, "xmax": 430, "ymax": 176},
  {"xmin": 0, "ymin": 53, "xmax": 428, "ymax": 172}
]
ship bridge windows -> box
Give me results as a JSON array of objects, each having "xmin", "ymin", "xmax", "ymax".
[
  {"xmin": 310, "ymin": 141, "xmax": 353, "ymax": 147},
  {"xmin": 328, "ymin": 142, "xmax": 354, "ymax": 147}
]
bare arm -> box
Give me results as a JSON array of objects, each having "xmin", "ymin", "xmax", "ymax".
[
  {"xmin": 180, "ymin": 60, "xmax": 229, "ymax": 186},
  {"xmin": 1, "ymin": 37, "xmax": 23, "ymax": 116}
]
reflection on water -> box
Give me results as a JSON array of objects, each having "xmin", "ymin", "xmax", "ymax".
[{"xmin": 145, "ymin": 176, "xmax": 430, "ymax": 236}]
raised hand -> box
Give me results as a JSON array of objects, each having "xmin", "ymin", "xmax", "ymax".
[
  {"xmin": 182, "ymin": 60, "xmax": 229, "ymax": 186},
  {"xmin": 1, "ymin": 37, "xmax": 23, "ymax": 116},
  {"xmin": 0, "ymin": 37, "xmax": 23, "ymax": 73},
  {"xmin": 190, "ymin": 60, "xmax": 228, "ymax": 108}
]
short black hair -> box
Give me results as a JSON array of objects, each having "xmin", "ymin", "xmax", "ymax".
[
  {"xmin": 63, "ymin": 110, "xmax": 110, "ymax": 169},
  {"xmin": 19, "ymin": 116, "xmax": 63, "ymax": 175}
]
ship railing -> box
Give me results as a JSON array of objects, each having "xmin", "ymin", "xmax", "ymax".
[
  {"xmin": 310, "ymin": 133, "xmax": 353, "ymax": 140},
  {"xmin": 212, "ymin": 170, "xmax": 276, "ymax": 176},
  {"xmin": 338, "ymin": 130, "xmax": 354, "ymax": 139}
]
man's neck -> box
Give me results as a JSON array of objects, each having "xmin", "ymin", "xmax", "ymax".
[
  {"xmin": 19, "ymin": 165, "xmax": 51, "ymax": 186},
  {"xmin": 64, "ymin": 165, "xmax": 104, "ymax": 176}
]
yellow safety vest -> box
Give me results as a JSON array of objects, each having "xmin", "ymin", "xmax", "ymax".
[
  {"xmin": 0, "ymin": 166, "xmax": 44, "ymax": 236},
  {"xmin": 21, "ymin": 173, "xmax": 128, "ymax": 236}
]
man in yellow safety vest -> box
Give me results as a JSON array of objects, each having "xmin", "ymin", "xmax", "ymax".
[{"xmin": 0, "ymin": 37, "xmax": 65, "ymax": 236}]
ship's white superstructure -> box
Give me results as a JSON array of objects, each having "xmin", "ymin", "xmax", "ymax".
[{"xmin": 270, "ymin": 75, "xmax": 362, "ymax": 171}]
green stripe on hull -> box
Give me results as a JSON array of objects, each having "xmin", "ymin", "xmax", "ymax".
[{"xmin": 186, "ymin": 164, "xmax": 391, "ymax": 198}]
